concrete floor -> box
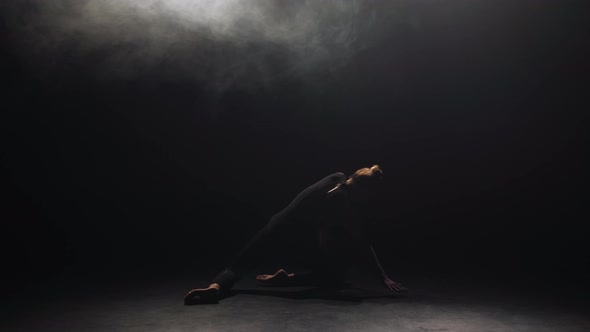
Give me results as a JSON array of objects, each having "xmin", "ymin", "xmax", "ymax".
[{"xmin": 3, "ymin": 272, "xmax": 588, "ymax": 332}]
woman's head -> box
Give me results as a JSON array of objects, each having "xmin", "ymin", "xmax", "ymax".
[
  {"xmin": 344, "ymin": 165, "xmax": 383, "ymax": 204},
  {"xmin": 345, "ymin": 165, "xmax": 383, "ymax": 187}
]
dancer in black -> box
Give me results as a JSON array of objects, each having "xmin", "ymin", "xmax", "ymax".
[{"xmin": 184, "ymin": 165, "xmax": 406, "ymax": 304}]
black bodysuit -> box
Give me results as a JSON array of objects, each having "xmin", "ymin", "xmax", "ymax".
[{"xmin": 211, "ymin": 172, "xmax": 368, "ymax": 290}]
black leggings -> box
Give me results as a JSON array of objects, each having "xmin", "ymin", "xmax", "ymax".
[{"xmin": 211, "ymin": 208, "xmax": 347, "ymax": 291}]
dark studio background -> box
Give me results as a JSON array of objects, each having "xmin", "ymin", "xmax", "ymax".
[{"xmin": 1, "ymin": 0, "xmax": 589, "ymax": 293}]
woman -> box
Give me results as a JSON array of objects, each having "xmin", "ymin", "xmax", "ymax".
[{"xmin": 184, "ymin": 165, "xmax": 406, "ymax": 304}]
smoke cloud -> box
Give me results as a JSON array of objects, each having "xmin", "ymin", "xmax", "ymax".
[{"xmin": 5, "ymin": 0, "xmax": 400, "ymax": 92}]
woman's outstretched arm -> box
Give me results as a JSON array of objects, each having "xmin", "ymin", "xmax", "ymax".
[
  {"xmin": 369, "ymin": 244, "xmax": 408, "ymax": 292},
  {"xmin": 369, "ymin": 244, "xmax": 387, "ymax": 276}
]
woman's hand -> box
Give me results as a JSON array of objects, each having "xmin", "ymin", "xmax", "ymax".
[{"xmin": 383, "ymin": 275, "xmax": 408, "ymax": 292}]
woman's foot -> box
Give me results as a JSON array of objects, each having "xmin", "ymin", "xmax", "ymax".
[
  {"xmin": 256, "ymin": 269, "xmax": 294, "ymax": 285},
  {"xmin": 184, "ymin": 283, "xmax": 221, "ymax": 305}
]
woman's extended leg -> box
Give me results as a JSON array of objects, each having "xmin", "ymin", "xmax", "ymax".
[
  {"xmin": 210, "ymin": 218, "xmax": 278, "ymax": 290},
  {"xmin": 184, "ymin": 210, "xmax": 292, "ymax": 304}
]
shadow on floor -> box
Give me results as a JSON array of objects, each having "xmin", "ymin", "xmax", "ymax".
[{"xmin": 230, "ymin": 285, "xmax": 408, "ymax": 304}]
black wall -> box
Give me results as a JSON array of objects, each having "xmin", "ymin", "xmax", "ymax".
[{"xmin": 2, "ymin": 1, "xmax": 588, "ymax": 284}]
